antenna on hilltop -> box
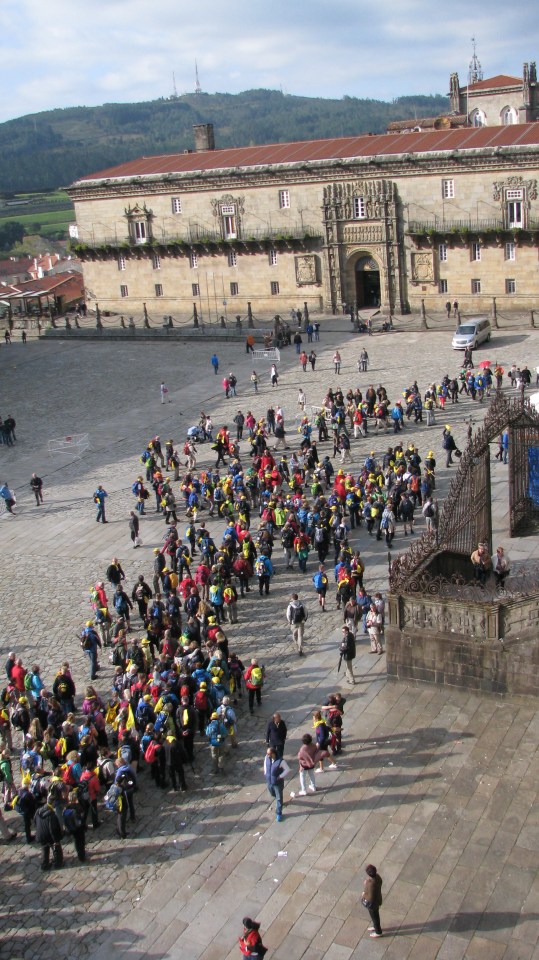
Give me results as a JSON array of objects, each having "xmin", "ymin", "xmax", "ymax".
[
  {"xmin": 468, "ymin": 37, "xmax": 483, "ymax": 85},
  {"xmin": 171, "ymin": 72, "xmax": 178, "ymax": 99},
  {"xmin": 195, "ymin": 60, "xmax": 202, "ymax": 95}
]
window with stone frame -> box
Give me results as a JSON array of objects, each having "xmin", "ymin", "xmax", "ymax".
[
  {"xmin": 505, "ymin": 278, "xmax": 516, "ymax": 294},
  {"xmin": 118, "ymin": 255, "xmax": 126, "ymax": 271},
  {"xmin": 230, "ymin": 282, "xmax": 239, "ymax": 296},
  {"xmin": 221, "ymin": 204, "xmax": 237, "ymax": 239},
  {"xmin": 505, "ymin": 242, "xmax": 516, "ymax": 261},
  {"xmin": 268, "ymin": 249, "xmax": 278, "ymax": 267},
  {"xmin": 228, "ymin": 250, "xmax": 237, "ymax": 268},
  {"xmin": 270, "ymin": 281, "xmax": 279, "ymax": 295},
  {"xmin": 505, "ymin": 189, "xmax": 524, "ymax": 228},
  {"xmin": 190, "ymin": 252, "xmax": 199, "ymax": 269},
  {"xmin": 279, "ymin": 190, "xmax": 290, "ymax": 209},
  {"xmin": 442, "ymin": 179, "xmax": 455, "ymax": 199},
  {"xmin": 439, "ymin": 279, "xmax": 448, "ymax": 294},
  {"xmin": 152, "ymin": 254, "xmax": 161, "ymax": 270},
  {"xmin": 438, "ymin": 243, "xmax": 448, "ymax": 262},
  {"xmin": 155, "ymin": 284, "xmax": 163, "ymax": 297},
  {"xmin": 471, "ymin": 278, "xmax": 481, "ymax": 295},
  {"xmin": 171, "ymin": 197, "xmax": 182, "ymax": 214},
  {"xmin": 192, "ymin": 283, "xmax": 200, "ymax": 296},
  {"xmin": 471, "ymin": 242, "xmax": 481, "ymax": 262},
  {"xmin": 352, "ymin": 196, "xmax": 366, "ymax": 219},
  {"xmin": 120, "ymin": 284, "xmax": 129, "ymax": 298}
]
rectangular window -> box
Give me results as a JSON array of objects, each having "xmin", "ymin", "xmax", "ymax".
[
  {"xmin": 506, "ymin": 189, "xmax": 524, "ymax": 200},
  {"xmin": 118, "ymin": 255, "xmax": 126, "ymax": 271},
  {"xmin": 471, "ymin": 279, "xmax": 481, "ymax": 295},
  {"xmin": 155, "ymin": 283, "xmax": 163, "ymax": 297},
  {"xmin": 171, "ymin": 197, "xmax": 182, "ymax": 214},
  {"xmin": 230, "ymin": 282, "xmax": 239, "ymax": 296},
  {"xmin": 221, "ymin": 204, "xmax": 237, "ymax": 239},
  {"xmin": 471, "ymin": 242, "xmax": 481, "ymax": 262},
  {"xmin": 442, "ymin": 179, "xmax": 455, "ymax": 199},
  {"xmin": 505, "ymin": 278, "xmax": 516, "ymax": 294},
  {"xmin": 190, "ymin": 252, "xmax": 198, "ymax": 269},
  {"xmin": 507, "ymin": 201, "xmax": 523, "ymax": 228},
  {"xmin": 152, "ymin": 254, "xmax": 161, "ymax": 270},
  {"xmin": 228, "ymin": 250, "xmax": 237, "ymax": 268},
  {"xmin": 133, "ymin": 220, "xmax": 147, "ymax": 244},
  {"xmin": 279, "ymin": 190, "xmax": 290, "ymax": 209},
  {"xmin": 353, "ymin": 196, "xmax": 366, "ymax": 219},
  {"xmin": 192, "ymin": 283, "xmax": 200, "ymax": 296},
  {"xmin": 505, "ymin": 242, "xmax": 516, "ymax": 261},
  {"xmin": 270, "ymin": 281, "xmax": 280, "ymax": 295},
  {"xmin": 438, "ymin": 243, "xmax": 448, "ymax": 262},
  {"xmin": 120, "ymin": 284, "xmax": 129, "ymax": 298},
  {"xmin": 439, "ymin": 279, "xmax": 448, "ymax": 294},
  {"xmin": 268, "ymin": 249, "xmax": 278, "ymax": 266}
]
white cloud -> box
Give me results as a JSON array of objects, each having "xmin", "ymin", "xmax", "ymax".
[{"xmin": 0, "ymin": 0, "xmax": 536, "ymax": 120}]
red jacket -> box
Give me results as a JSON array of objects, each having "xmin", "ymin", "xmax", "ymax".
[
  {"xmin": 239, "ymin": 930, "xmax": 262, "ymax": 956},
  {"xmin": 11, "ymin": 664, "xmax": 27, "ymax": 692}
]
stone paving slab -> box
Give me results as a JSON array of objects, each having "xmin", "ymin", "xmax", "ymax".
[{"xmin": 0, "ymin": 328, "xmax": 539, "ymax": 959}]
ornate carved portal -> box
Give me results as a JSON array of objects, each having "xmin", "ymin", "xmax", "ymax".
[{"xmin": 321, "ymin": 179, "xmax": 402, "ymax": 313}]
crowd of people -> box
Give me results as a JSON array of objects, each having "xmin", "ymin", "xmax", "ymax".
[{"xmin": 0, "ymin": 332, "xmax": 527, "ymax": 951}]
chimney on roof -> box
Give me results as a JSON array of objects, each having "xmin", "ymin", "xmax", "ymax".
[{"xmin": 193, "ymin": 123, "xmax": 215, "ymax": 152}]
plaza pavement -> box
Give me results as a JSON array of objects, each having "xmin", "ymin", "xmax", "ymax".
[{"xmin": 0, "ymin": 319, "xmax": 538, "ymax": 960}]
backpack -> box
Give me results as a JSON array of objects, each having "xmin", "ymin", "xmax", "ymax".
[
  {"xmin": 112, "ymin": 645, "xmax": 125, "ymax": 667},
  {"xmin": 144, "ymin": 741, "xmax": 161, "ymax": 764},
  {"xmin": 255, "ymin": 559, "xmax": 266, "ymax": 577},
  {"xmin": 103, "ymin": 783, "xmax": 122, "ymax": 812},
  {"xmin": 281, "ymin": 528, "xmax": 294, "ymax": 548},
  {"xmin": 119, "ymin": 744, "xmax": 132, "ymax": 765},
  {"xmin": 75, "ymin": 780, "xmax": 90, "ymax": 806},
  {"xmin": 242, "ymin": 540, "xmax": 251, "ymax": 558},
  {"xmin": 61, "ymin": 763, "xmax": 78, "ymax": 787},
  {"xmin": 131, "ymin": 482, "xmax": 139, "ymax": 496},
  {"xmin": 292, "ymin": 605, "xmax": 306, "ymax": 625},
  {"xmin": 424, "ymin": 503, "xmax": 435, "ymax": 518},
  {"xmin": 314, "ymin": 526, "xmax": 326, "ymax": 544},
  {"xmin": 10, "ymin": 707, "xmax": 25, "ymax": 730},
  {"xmin": 250, "ymin": 667, "xmax": 263, "ymax": 687},
  {"xmin": 57, "ymin": 680, "xmax": 69, "ymax": 696},
  {"xmin": 194, "ymin": 690, "xmax": 209, "ymax": 712}
]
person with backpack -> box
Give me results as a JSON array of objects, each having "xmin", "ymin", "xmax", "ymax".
[
  {"xmin": 80, "ymin": 622, "xmax": 101, "ymax": 681},
  {"xmin": 93, "ymin": 484, "xmax": 108, "ymax": 523},
  {"xmin": 286, "ymin": 593, "xmax": 307, "ymax": 657},
  {"xmin": 11, "ymin": 772, "xmax": 36, "ymax": 842},
  {"xmin": 339, "ymin": 625, "xmax": 357, "ymax": 684},
  {"xmin": 244, "ymin": 659, "xmax": 264, "ymax": 715},
  {"xmin": 114, "ymin": 758, "xmax": 137, "ymax": 819},
  {"xmin": 113, "ymin": 584, "xmax": 133, "ymax": 630},
  {"xmin": 255, "ymin": 554, "xmax": 274, "ymax": 596},
  {"xmin": 62, "ymin": 790, "xmax": 87, "ymax": 862},
  {"xmin": 79, "ymin": 761, "xmax": 101, "ymax": 829},
  {"xmin": 205, "ymin": 711, "xmax": 228, "ymax": 774},
  {"xmin": 194, "ymin": 682, "xmax": 211, "ymax": 734},
  {"xmin": 35, "ymin": 797, "xmax": 64, "ymax": 870},
  {"xmin": 312, "ymin": 564, "xmax": 329, "ymax": 612},
  {"xmin": 238, "ymin": 917, "xmax": 267, "ymax": 958},
  {"xmin": 51, "ymin": 666, "xmax": 75, "ymax": 719}
]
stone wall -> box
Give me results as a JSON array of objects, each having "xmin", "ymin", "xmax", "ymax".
[{"xmin": 386, "ymin": 592, "xmax": 539, "ymax": 697}]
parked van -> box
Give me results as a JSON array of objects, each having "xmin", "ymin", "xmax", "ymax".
[{"xmin": 452, "ymin": 316, "xmax": 492, "ymax": 350}]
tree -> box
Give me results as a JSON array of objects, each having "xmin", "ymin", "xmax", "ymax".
[{"xmin": 0, "ymin": 221, "xmax": 24, "ymax": 250}]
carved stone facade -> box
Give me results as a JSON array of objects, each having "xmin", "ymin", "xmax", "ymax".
[{"xmin": 68, "ymin": 126, "xmax": 539, "ymax": 317}]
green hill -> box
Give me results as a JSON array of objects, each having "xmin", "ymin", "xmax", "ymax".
[{"xmin": 0, "ymin": 88, "xmax": 449, "ymax": 193}]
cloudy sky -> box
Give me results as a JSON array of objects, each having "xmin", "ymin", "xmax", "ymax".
[{"xmin": 0, "ymin": 0, "xmax": 534, "ymax": 123}]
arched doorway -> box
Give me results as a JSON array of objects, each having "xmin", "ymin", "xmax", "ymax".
[{"xmin": 355, "ymin": 255, "xmax": 381, "ymax": 308}]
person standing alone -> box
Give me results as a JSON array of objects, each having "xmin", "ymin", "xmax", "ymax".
[
  {"xmin": 362, "ymin": 863, "xmax": 383, "ymax": 938},
  {"xmin": 286, "ymin": 593, "xmax": 307, "ymax": 656}
]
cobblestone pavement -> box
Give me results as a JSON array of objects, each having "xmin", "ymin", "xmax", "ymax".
[{"xmin": 1, "ymin": 323, "xmax": 539, "ymax": 960}]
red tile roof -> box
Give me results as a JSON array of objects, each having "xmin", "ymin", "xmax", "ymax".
[
  {"xmin": 466, "ymin": 74, "xmax": 521, "ymax": 91},
  {"xmin": 74, "ymin": 123, "xmax": 539, "ymax": 184}
]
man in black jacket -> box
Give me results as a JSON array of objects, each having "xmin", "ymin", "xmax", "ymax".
[
  {"xmin": 35, "ymin": 802, "xmax": 64, "ymax": 871},
  {"xmin": 266, "ymin": 712, "xmax": 287, "ymax": 759}
]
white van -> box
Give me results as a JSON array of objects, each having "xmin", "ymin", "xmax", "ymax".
[{"xmin": 452, "ymin": 316, "xmax": 492, "ymax": 350}]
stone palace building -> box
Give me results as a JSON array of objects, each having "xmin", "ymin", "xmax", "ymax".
[{"xmin": 68, "ymin": 76, "xmax": 539, "ymax": 319}]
